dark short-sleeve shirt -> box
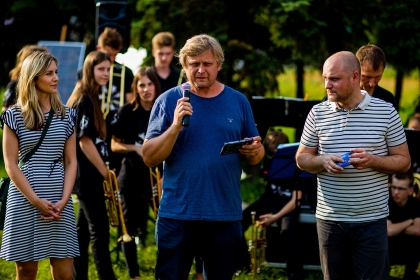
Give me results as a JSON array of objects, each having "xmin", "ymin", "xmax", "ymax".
[
  {"xmin": 110, "ymin": 103, "xmax": 152, "ymax": 180},
  {"xmin": 2, "ymin": 80, "xmax": 17, "ymax": 108},
  {"xmin": 72, "ymin": 95, "xmax": 108, "ymax": 185},
  {"xmin": 372, "ymin": 86, "xmax": 397, "ymax": 108},
  {"xmin": 387, "ymin": 196, "xmax": 420, "ymax": 223},
  {"xmin": 153, "ymin": 66, "xmax": 182, "ymax": 93}
]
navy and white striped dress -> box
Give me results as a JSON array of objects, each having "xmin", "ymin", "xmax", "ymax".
[{"xmin": 0, "ymin": 106, "xmax": 79, "ymax": 262}]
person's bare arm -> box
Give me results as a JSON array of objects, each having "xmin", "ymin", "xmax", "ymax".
[
  {"xmin": 259, "ymin": 190, "xmax": 302, "ymax": 227},
  {"xmin": 142, "ymin": 126, "xmax": 182, "ymax": 167},
  {"xmin": 142, "ymin": 96, "xmax": 191, "ymax": 167},
  {"xmin": 3, "ymin": 125, "xmax": 61, "ymax": 219},
  {"xmin": 295, "ymin": 145, "xmax": 344, "ymax": 174},
  {"xmin": 387, "ymin": 219, "xmax": 413, "ymax": 236},
  {"xmin": 79, "ymin": 135, "xmax": 108, "ymax": 179},
  {"xmin": 403, "ymin": 217, "xmax": 420, "ymax": 236},
  {"xmin": 111, "ymin": 136, "xmax": 142, "ymax": 157},
  {"xmin": 349, "ymin": 143, "xmax": 411, "ymax": 174}
]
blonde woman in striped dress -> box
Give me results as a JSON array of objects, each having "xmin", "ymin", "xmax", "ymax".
[{"xmin": 0, "ymin": 51, "xmax": 79, "ymax": 280}]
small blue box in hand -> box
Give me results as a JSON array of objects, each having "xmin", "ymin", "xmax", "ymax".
[{"xmin": 336, "ymin": 152, "xmax": 353, "ymax": 168}]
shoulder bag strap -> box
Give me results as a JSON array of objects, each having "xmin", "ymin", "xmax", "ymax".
[{"xmin": 18, "ymin": 108, "xmax": 54, "ymax": 168}]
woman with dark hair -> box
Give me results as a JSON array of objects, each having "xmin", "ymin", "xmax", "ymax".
[
  {"xmin": 67, "ymin": 50, "xmax": 117, "ymax": 280},
  {"xmin": 110, "ymin": 66, "xmax": 162, "ymax": 280},
  {"xmin": 0, "ymin": 51, "xmax": 78, "ymax": 279}
]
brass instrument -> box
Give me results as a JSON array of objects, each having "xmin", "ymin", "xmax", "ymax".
[
  {"xmin": 102, "ymin": 63, "xmax": 126, "ymax": 118},
  {"xmin": 149, "ymin": 166, "xmax": 162, "ymax": 219},
  {"xmin": 103, "ymin": 162, "xmax": 133, "ymax": 243},
  {"xmin": 249, "ymin": 211, "xmax": 267, "ymax": 278}
]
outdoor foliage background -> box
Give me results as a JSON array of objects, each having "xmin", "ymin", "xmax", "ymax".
[{"xmin": 1, "ymin": 0, "xmax": 420, "ymax": 278}]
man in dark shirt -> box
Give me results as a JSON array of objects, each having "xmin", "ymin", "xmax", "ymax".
[
  {"xmin": 151, "ymin": 32, "xmax": 183, "ymax": 93},
  {"xmin": 322, "ymin": 44, "xmax": 397, "ymax": 108},
  {"xmin": 387, "ymin": 172, "xmax": 420, "ymax": 279},
  {"xmin": 355, "ymin": 43, "xmax": 397, "ymax": 108}
]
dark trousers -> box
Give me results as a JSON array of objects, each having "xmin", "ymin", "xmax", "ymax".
[
  {"xmin": 316, "ymin": 217, "xmax": 389, "ymax": 280},
  {"xmin": 118, "ymin": 159, "xmax": 153, "ymax": 278},
  {"xmin": 73, "ymin": 186, "xmax": 116, "ymax": 280},
  {"xmin": 389, "ymin": 234, "xmax": 420, "ymax": 275},
  {"xmin": 155, "ymin": 217, "xmax": 241, "ymax": 280},
  {"xmin": 194, "ymin": 255, "xmax": 204, "ymax": 273}
]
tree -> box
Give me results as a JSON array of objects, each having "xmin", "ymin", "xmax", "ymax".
[
  {"xmin": 376, "ymin": 0, "xmax": 420, "ymax": 111},
  {"xmin": 0, "ymin": 0, "xmax": 97, "ymax": 86},
  {"xmin": 254, "ymin": 0, "xmax": 377, "ymax": 98},
  {"xmin": 131, "ymin": 0, "xmax": 289, "ymax": 97}
]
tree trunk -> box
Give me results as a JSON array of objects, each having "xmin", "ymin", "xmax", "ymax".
[
  {"xmin": 296, "ymin": 59, "xmax": 304, "ymax": 99},
  {"xmin": 394, "ymin": 69, "xmax": 403, "ymax": 111}
]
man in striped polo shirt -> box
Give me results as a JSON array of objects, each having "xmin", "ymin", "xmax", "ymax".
[{"xmin": 295, "ymin": 51, "xmax": 411, "ymax": 279}]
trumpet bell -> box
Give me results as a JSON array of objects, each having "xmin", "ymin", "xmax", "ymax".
[
  {"xmin": 118, "ymin": 233, "xmax": 133, "ymax": 243},
  {"xmin": 103, "ymin": 163, "xmax": 134, "ymax": 243},
  {"xmin": 249, "ymin": 211, "xmax": 267, "ymax": 276}
]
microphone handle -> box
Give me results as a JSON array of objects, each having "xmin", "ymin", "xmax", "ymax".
[{"xmin": 182, "ymin": 90, "xmax": 190, "ymax": 127}]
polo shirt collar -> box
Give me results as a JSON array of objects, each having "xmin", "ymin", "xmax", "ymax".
[{"xmin": 330, "ymin": 90, "xmax": 370, "ymax": 112}]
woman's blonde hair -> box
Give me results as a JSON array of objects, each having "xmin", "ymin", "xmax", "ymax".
[
  {"xmin": 67, "ymin": 51, "xmax": 110, "ymax": 139},
  {"xmin": 16, "ymin": 51, "xmax": 65, "ymax": 130}
]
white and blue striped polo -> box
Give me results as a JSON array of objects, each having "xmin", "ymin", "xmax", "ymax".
[{"xmin": 300, "ymin": 91, "xmax": 406, "ymax": 222}]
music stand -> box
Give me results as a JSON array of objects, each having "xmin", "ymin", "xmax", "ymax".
[
  {"xmin": 264, "ymin": 142, "xmax": 320, "ymax": 268},
  {"xmin": 250, "ymin": 96, "xmax": 320, "ymax": 138},
  {"xmin": 266, "ymin": 143, "xmax": 316, "ymax": 181}
]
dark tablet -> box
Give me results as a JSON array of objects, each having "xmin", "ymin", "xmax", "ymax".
[{"xmin": 219, "ymin": 139, "xmax": 253, "ymax": 155}]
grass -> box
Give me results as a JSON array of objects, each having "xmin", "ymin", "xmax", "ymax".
[{"xmin": 1, "ymin": 68, "xmax": 419, "ymax": 279}]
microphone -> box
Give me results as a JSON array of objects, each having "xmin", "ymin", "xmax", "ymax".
[{"xmin": 181, "ymin": 82, "xmax": 191, "ymax": 127}]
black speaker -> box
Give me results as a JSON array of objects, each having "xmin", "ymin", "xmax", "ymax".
[{"xmin": 95, "ymin": 1, "xmax": 130, "ymax": 52}]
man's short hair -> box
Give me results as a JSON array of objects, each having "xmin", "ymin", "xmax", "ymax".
[
  {"xmin": 355, "ymin": 43, "xmax": 386, "ymax": 71},
  {"xmin": 178, "ymin": 34, "xmax": 225, "ymax": 69},
  {"xmin": 152, "ymin": 32, "xmax": 176, "ymax": 50},
  {"xmin": 391, "ymin": 172, "xmax": 414, "ymax": 187},
  {"xmin": 98, "ymin": 27, "xmax": 123, "ymax": 51}
]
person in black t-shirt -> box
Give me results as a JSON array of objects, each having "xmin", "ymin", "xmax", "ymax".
[
  {"xmin": 2, "ymin": 45, "xmax": 49, "ymax": 111},
  {"xmin": 151, "ymin": 32, "xmax": 184, "ymax": 93},
  {"xmin": 67, "ymin": 50, "xmax": 117, "ymax": 280},
  {"xmin": 356, "ymin": 44, "xmax": 397, "ymax": 108},
  {"xmin": 387, "ymin": 172, "xmax": 420, "ymax": 279},
  {"xmin": 110, "ymin": 67, "xmax": 162, "ymax": 280}
]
